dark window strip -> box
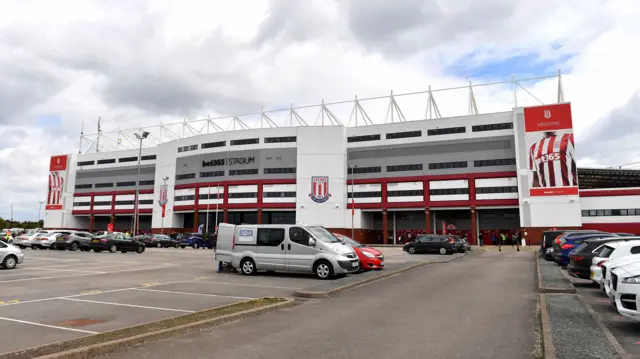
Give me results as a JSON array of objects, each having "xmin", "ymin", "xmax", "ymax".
[
  {"xmin": 176, "ymin": 173, "xmax": 196, "ymax": 180},
  {"xmin": 347, "ymin": 134, "xmax": 381, "ymax": 143},
  {"xmin": 263, "ymin": 191, "xmax": 297, "ymax": 198},
  {"xmin": 475, "ymin": 186, "xmax": 518, "ymax": 194},
  {"xmin": 430, "ymin": 188, "xmax": 469, "ymax": 196},
  {"xmin": 387, "ymin": 164, "xmax": 423, "ymax": 172},
  {"xmin": 264, "ymin": 136, "xmax": 296, "ymax": 143},
  {"xmin": 387, "ymin": 190, "xmax": 424, "ymax": 197},
  {"xmin": 347, "ymin": 191, "xmax": 382, "ymax": 198},
  {"xmin": 386, "ymin": 130, "xmax": 421, "ymax": 140},
  {"xmin": 230, "ymin": 138, "xmax": 259, "ymax": 146}
]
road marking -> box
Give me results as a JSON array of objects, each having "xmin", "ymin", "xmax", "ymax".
[
  {"xmin": 132, "ymin": 288, "xmax": 252, "ymax": 300},
  {"xmin": 0, "ymin": 316, "xmax": 98, "ymax": 334},
  {"xmin": 0, "ymin": 300, "xmax": 19, "ymax": 305},
  {"xmin": 194, "ymin": 276, "xmax": 209, "ymax": 280},
  {"xmin": 142, "ymin": 283, "xmax": 161, "ymax": 287},
  {"xmin": 20, "ymin": 268, "xmax": 104, "ymax": 274},
  {"xmin": 59, "ymin": 298, "xmax": 195, "ymax": 313},
  {"xmin": 189, "ymin": 280, "xmax": 302, "ymax": 290},
  {"xmin": 0, "ymin": 265, "xmax": 179, "ymax": 284},
  {"xmin": 81, "ymin": 290, "xmax": 103, "ymax": 295}
]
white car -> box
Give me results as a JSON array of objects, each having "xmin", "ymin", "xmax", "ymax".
[
  {"xmin": 32, "ymin": 230, "xmax": 75, "ymax": 249},
  {"xmin": 603, "ymin": 255, "xmax": 640, "ymax": 297},
  {"xmin": 609, "ymin": 262, "xmax": 640, "ymax": 322},
  {"xmin": 0, "ymin": 240, "xmax": 25, "ymax": 269},
  {"xmin": 13, "ymin": 230, "xmax": 49, "ymax": 249},
  {"xmin": 590, "ymin": 240, "xmax": 640, "ymax": 288}
]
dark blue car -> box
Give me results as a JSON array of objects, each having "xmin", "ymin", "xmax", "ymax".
[
  {"xmin": 179, "ymin": 233, "xmax": 206, "ymax": 249},
  {"xmin": 553, "ymin": 232, "xmax": 618, "ymax": 265}
]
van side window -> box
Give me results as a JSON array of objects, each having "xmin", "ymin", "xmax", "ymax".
[
  {"xmin": 631, "ymin": 246, "xmax": 640, "ymax": 255},
  {"xmin": 257, "ymin": 229, "xmax": 285, "ymax": 246},
  {"xmin": 289, "ymin": 227, "xmax": 310, "ymax": 246}
]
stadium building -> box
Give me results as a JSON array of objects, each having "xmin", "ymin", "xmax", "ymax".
[{"xmin": 43, "ymin": 74, "xmax": 640, "ymax": 244}]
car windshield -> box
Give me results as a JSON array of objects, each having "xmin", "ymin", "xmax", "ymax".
[
  {"xmin": 307, "ymin": 226, "xmax": 340, "ymax": 243},
  {"xmin": 335, "ymin": 234, "xmax": 362, "ymax": 248},
  {"xmin": 573, "ymin": 243, "xmax": 588, "ymax": 253}
]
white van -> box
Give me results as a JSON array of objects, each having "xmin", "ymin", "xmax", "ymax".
[{"xmin": 215, "ymin": 223, "xmax": 360, "ymax": 279}]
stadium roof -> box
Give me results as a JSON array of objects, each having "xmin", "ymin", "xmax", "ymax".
[{"xmin": 578, "ymin": 168, "xmax": 640, "ymax": 189}]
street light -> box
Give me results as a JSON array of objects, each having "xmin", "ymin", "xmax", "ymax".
[
  {"xmin": 348, "ymin": 165, "xmax": 357, "ymax": 240},
  {"xmin": 132, "ymin": 131, "xmax": 149, "ymax": 236},
  {"xmin": 38, "ymin": 201, "xmax": 43, "ymax": 225}
]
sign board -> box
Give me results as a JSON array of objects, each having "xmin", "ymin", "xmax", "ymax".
[
  {"xmin": 46, "ymin": 155, "xmax": 68, "ymax": 210},
  {"xmin": 237, "ymin": 229, "xmax": 254, "ymax": 242},
  {"xmin": 524, "ymin": 103, "xmax": 578, "ymax": 197},
  {"xmin": 158, "ymin": 184, "xmax": 168, "ymax": 206}
]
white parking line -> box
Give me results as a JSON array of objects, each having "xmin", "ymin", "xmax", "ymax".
[
  {"xmin": 59, "ymin": 298, "xmax": 195, "ymax": 313},
  {"xmin": 188, "ymin": 280, "xmax": 302, "ymax": 290},
  {"xmin": 0, "ymin": 265, "xmax": 179, "ymax": 284},
  {"xmin": 132, "ymin": 288, "xmax": 252, "ymax": 300},
  {"xmin": 20, "ymin": 268, "xmax": 104, "ymax": 274},
  {"xmin": 0, "ymin": 316, "xmax": 98, "ymax": 334}
]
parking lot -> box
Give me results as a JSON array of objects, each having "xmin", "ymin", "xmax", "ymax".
[
  {"xmin": 569, "ymin": 276, "xmax": 640, "ymax": 357},
  {"xmin": 0, "ymin": 246, "xmax": 446, "ymax": 354}
]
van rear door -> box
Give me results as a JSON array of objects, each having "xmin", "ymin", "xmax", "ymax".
[{"xmin": 215, "ymin": 223, "xmax": 236, "ymax": 263}]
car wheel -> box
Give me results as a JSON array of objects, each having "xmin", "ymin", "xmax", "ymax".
[
  {"xmin": 136, "ymin": 246, "xmax": 145, "ymax": 254},
  {"xmin": 181, "ymin": 246, "xmax": 186, "ymax": 249},
  {"xmin": 240, "ymin": 258, "xmax": 256, "ymax": 275},
  {"xmin": 70, "ymin": 242, "xmax": 79, "ymax": 251},
  {"xmin": 439, "ymin": 247, "xmax": 447, "ymax": 255},
  {"xmin": 121, "ymin": 250, "xmax": 128, "ymax": 253},
  {"xmin": 174, "ymin": 243, "xmax": 179, "ymax": 248},
  {"xmin": 314, "ymin": 260, "xmax": 334, "ymax": 280},
  {"xmin": 407, "ymin": 246, "xmax": 416, "ymax": 254},
  {"xmin": 109, "ymin": 245, "xmax": 117, "ymax": 253},
  {"xmin": 2, "ymin": 255, "xmax": 17, "ymax": 269},
  {"xmin": 31, "ymin": 246, "xmax": 38, "ymax": 250},
  {"xmin": 194, "ymin": 243, "xmax": 199, "ymax": 249},
  {"xmin": 156, "ymin": 243, "xmax": 162, "ymax": 248}
]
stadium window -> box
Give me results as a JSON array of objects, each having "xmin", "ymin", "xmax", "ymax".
[
  {"xmin": 115, "ymin": 200, "xmax": 135, "ymax": 206},
  {"xmin": 201, "ymin": 141, "xmax": 226, "ymax": 149},
  {"xmin": 95, "ymin": 182, "xmax": 114, "ymax": 188},
  {"xmin": 92, "ymin": 201, "xmax": 111, "ymax": 206},
  {"xmin": 77, "ymin": 160, "xmax": 94, "ymax": 166},
  {"xmin": 116, "ymin": 181, "xmax": 136, "ymax": 187},
  {"xmin": 229, "ymin": 169, "xmax": 259, "ymax": 176},
  {"xmin": 596, "ymin": 210, "xmax": 605, "ymax": 216},
  {"xmin": 228, "ymin": 192, "xmax": 258, "ymax": 199},
  {"xmin": 581, "ymin": 210, "xmax": 589, "ymax": 217},
  {"xmin": 177, "ymin": 144, "xmax": 198, "ymax": 153},
  {"xmin": 96, "ymin": 158, "xmax": 116, "ymax": 165},
  {"xmin": 139, "ymin": 180, "xmax": 155, "ymax": 186},
  {"xmin": 176, "ymin": 173, "xmax": 196, "ymax": 180},
  {"xmin": 612, "ymin": 209, "xmax": 622, "ymax": 216},
  {"xmin": 386, "ymin": 164, "xmax": 423, "ymax": 172},
  {"xmin": 230, "ymin": 138, "xmax": 259, "ymax": 146},
  {"xmin": 264, "ymin": 168, "xmax": 296, "ymax": 174},
  {"xmin": 387, "ymin": 190, "xmax": 424, "ymax": 197},
  {"xmin": 589, "ymin": 210, "xmax": 597, "ymax": 216},
  {"xmin": 200, "ymin": 171, "xmax": 225, "ymax": 178},
  {"xmin": 73, "ymin": 201, "xmax": 91, "ymax": 207},
  {"xmin": 138, "ymin": 200, "xmax": 153, "ymax": 205},
  {"xmin": 348, "ymin": 166, "xmax": 382, "ymax": 174},
  {"xmin": 429, "ymin": 188, "xmax": 469, "ymax": 196},
  {"xmin": 621, "ymin": 209, "xmax": 628, "ymax": 216},
  {"xmin": 429, "ymin": 161, "xmax": 468, "ymax": 170},
  {"xmin": 75, "ymin": 184, "xmax": 92, "ymax": 189},
  {"xmin": 118, "ymin": 156, "xmax": 138, "ymax": 163},
  {"xmin": 174, "ymin": 195, "xmax": 195, "ymax": 201},
  {"xmin": 630, "ymin": 209, "xmax": 637, "ymax": 215},
  {"xmin": 264, "ymin": 136, "xmax": 296, "ymax": 143},
  {"xmin": 263, "ymin": 191, "xmax": 296, "ymax": 198},
  {"xmin": 141, "ymin": 155, "xmax": 156, "ymax": 161},
  {"xmin": 427, "ymin": 127, "xmax": 466, "ymax": 136},
  {"xmin": 471, "ymin": 123, "xmax": 514, "ymax": 132},
  {"xmin": 386, "ymin": 131, "xmax": 421, "ymax": 140},
  {"xmin": 347, "ymin": 191, "xmax": 382, "ymax": 198},
  {"xmin": 347, "ymin": 134, "xmax": 381, "ymax": 143}
]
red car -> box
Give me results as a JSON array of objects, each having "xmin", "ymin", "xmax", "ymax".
[{"xmin": 333, "ymin": 233, "xmax": 384, "ymax": 271}]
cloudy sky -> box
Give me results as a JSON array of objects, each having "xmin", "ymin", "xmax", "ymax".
[{"xmin": 1, "ymin": 0, "xmax": 639, "ymax": 221}]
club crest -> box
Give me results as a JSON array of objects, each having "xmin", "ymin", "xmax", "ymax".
[{"xmin": 309, "ymin": 176, "xmax": 330, "ymax": 203}]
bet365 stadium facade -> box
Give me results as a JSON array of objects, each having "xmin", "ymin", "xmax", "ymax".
[{"xmin": 43, "ymin": 73, "xmax": 640, "ymax": 245}]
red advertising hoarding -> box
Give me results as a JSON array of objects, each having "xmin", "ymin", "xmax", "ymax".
[
  {"xmin": 524, "ymin": 103, "xmax": 578, "ymax": 197},
  {"xmin": 46, "ymin": 155, "xmax": 68, "ymax": 210}
]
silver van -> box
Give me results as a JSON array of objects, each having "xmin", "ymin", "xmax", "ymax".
[{"xmin": 215, "ymin": 223, "xmax": 360, "ymax": 279}]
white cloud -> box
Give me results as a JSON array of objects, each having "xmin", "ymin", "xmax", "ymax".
[{"xmin": 0, "ymin": 0, "xmax": 639, "ymax": 220}]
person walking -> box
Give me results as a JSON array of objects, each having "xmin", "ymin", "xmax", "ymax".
[
  {"xmin": 501, "ymin": 232, "xmax": 506, "ymax": 245},
  {"xmin": 492, "ymin": 232, "xmax": 497, "ymax": 246}
]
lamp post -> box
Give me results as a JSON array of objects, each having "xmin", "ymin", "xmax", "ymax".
[
  {"xmin": 348, "ymin": 165, "xmax": 357, "ymax": 240},
  {"xmin": 133, "ymin": 131, "xmax": 149, "ymax": 236},
  {"xmin": 38, "ymin": 201, "xmax": 43, "ymax": 225},
  {"xmin": 205, "ymin": 186, "xmax": 210, "ymax": 235},
  {"xmin": 160, "ymin": 176, "xmax": 169, "ymax": 234}
]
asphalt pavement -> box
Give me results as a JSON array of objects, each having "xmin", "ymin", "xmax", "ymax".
[{"xmin": 101, "ymin": 249, "xmax": 537, "ymax": 359}]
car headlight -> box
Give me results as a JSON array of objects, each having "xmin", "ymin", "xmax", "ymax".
[
  {"xmin": 362, "ymin": 251, "xmax": 375, "ymax": 258},
  {"xmin": 622, "ymin": 275, "xmax": 640, "ymax": 284}
]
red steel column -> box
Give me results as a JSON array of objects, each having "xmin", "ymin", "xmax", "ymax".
[
  {"xmin": 425, "ymin": 208, "xmax": 431, "ymax": 234},
  {"xmin": 471, "ymin": 207, "xmax": 478, "ymax": 245},
  {"xmin": 382, "ymin": 210, "xmax": 389, "ymax": 244},
  {"xmin": 257, "ymin": 183, "xmax": 263, "ymax": 224}
]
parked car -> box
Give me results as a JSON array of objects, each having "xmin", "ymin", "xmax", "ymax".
[
  {"xmin": 449, "ymin": 236, "xmax": 468, "ymax": 253},
  {"xmin": 553, "ymin": 233, "xmax": 617, "ymax": 266},
  {"xmin": 51, "ymin": 231, "xmax": 95, "ymax": 251},
  {"xmin": 216, "ymin": 223, "xmax": 360, "ymax": 279},
  {"xmin": 403, "ymin": 234, "xmax": 457, "ymax": 255},
  {"xmin": 616, "ymin": 233, "xmax": 636, "ymax": 237},
  {"xmin": 333, "ymin": 233, "xmax": 384, "ymax": 271},
  {"xmin": 608, "ymin": 261, "xmax": 640, "ymax": 322},
  {"xmin": 0, "ymin": 240, "xmax": 24, "ymax": 269},
  {"xmin": 590, "ymin": 239, "xmax": 640, "ymax": 288},
  {"xmin": 551, "ymin": 230, "xmax": 605, "ymax": 263},
  {"xmin": 32, "ymin": 230, "xmax": 75, "ymax": 249},
  {"xmin": 179, "ymin": 233, "xmax": 207, "ymax": 249},
  {"xmin": 602, "ymin": 255, "xmax": 640, "ymax": 297},
  {"xmin": 142, "ymin": 234, "xmax": 180, "ymax": 248},
  {"xmin": 88, "ymin": 233, "xmax": 146, "ymax": 254},
  {"xmin": 568, "ymin": 237, "xmax": 624, "ymax": 280},
  {"xmin": 540, "ymin": 230, "xmax": 566, "ymax": 260},
  {"xmin": 13, "ymin": 230, "xmax": 49, "ymax": 249}
]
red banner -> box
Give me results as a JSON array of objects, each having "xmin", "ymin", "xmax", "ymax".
[
  {"xmin": 107, "ymin": 223, "xmax": 114, "ymax": 232},
  {"xmin": 523, "ymin": 103, "xmax": 578, "ymax": 197},
  {"xmin": 162, "ymin": 204, "xmax": 166, "ymax": 218},
  {"xmin": 46, "ymin": 155, "xmax": 68, "ymax": 210}
]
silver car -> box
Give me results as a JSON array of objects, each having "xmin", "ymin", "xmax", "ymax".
[{"xmin": 1, "ymin": 240, "xmax": 25, "ymax": 269}]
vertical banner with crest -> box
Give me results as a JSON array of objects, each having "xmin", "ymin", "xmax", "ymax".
[
  {"xmin": 159, "ymin": 184, "xmax": 168, "ymax": 217},
  {"xmin": 46, "ymin": 155, "xmax": 68, "ymax": 210},
  {"xmin": 524, "ymin": 103, "xmax": 578, "ymax": 197}
]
